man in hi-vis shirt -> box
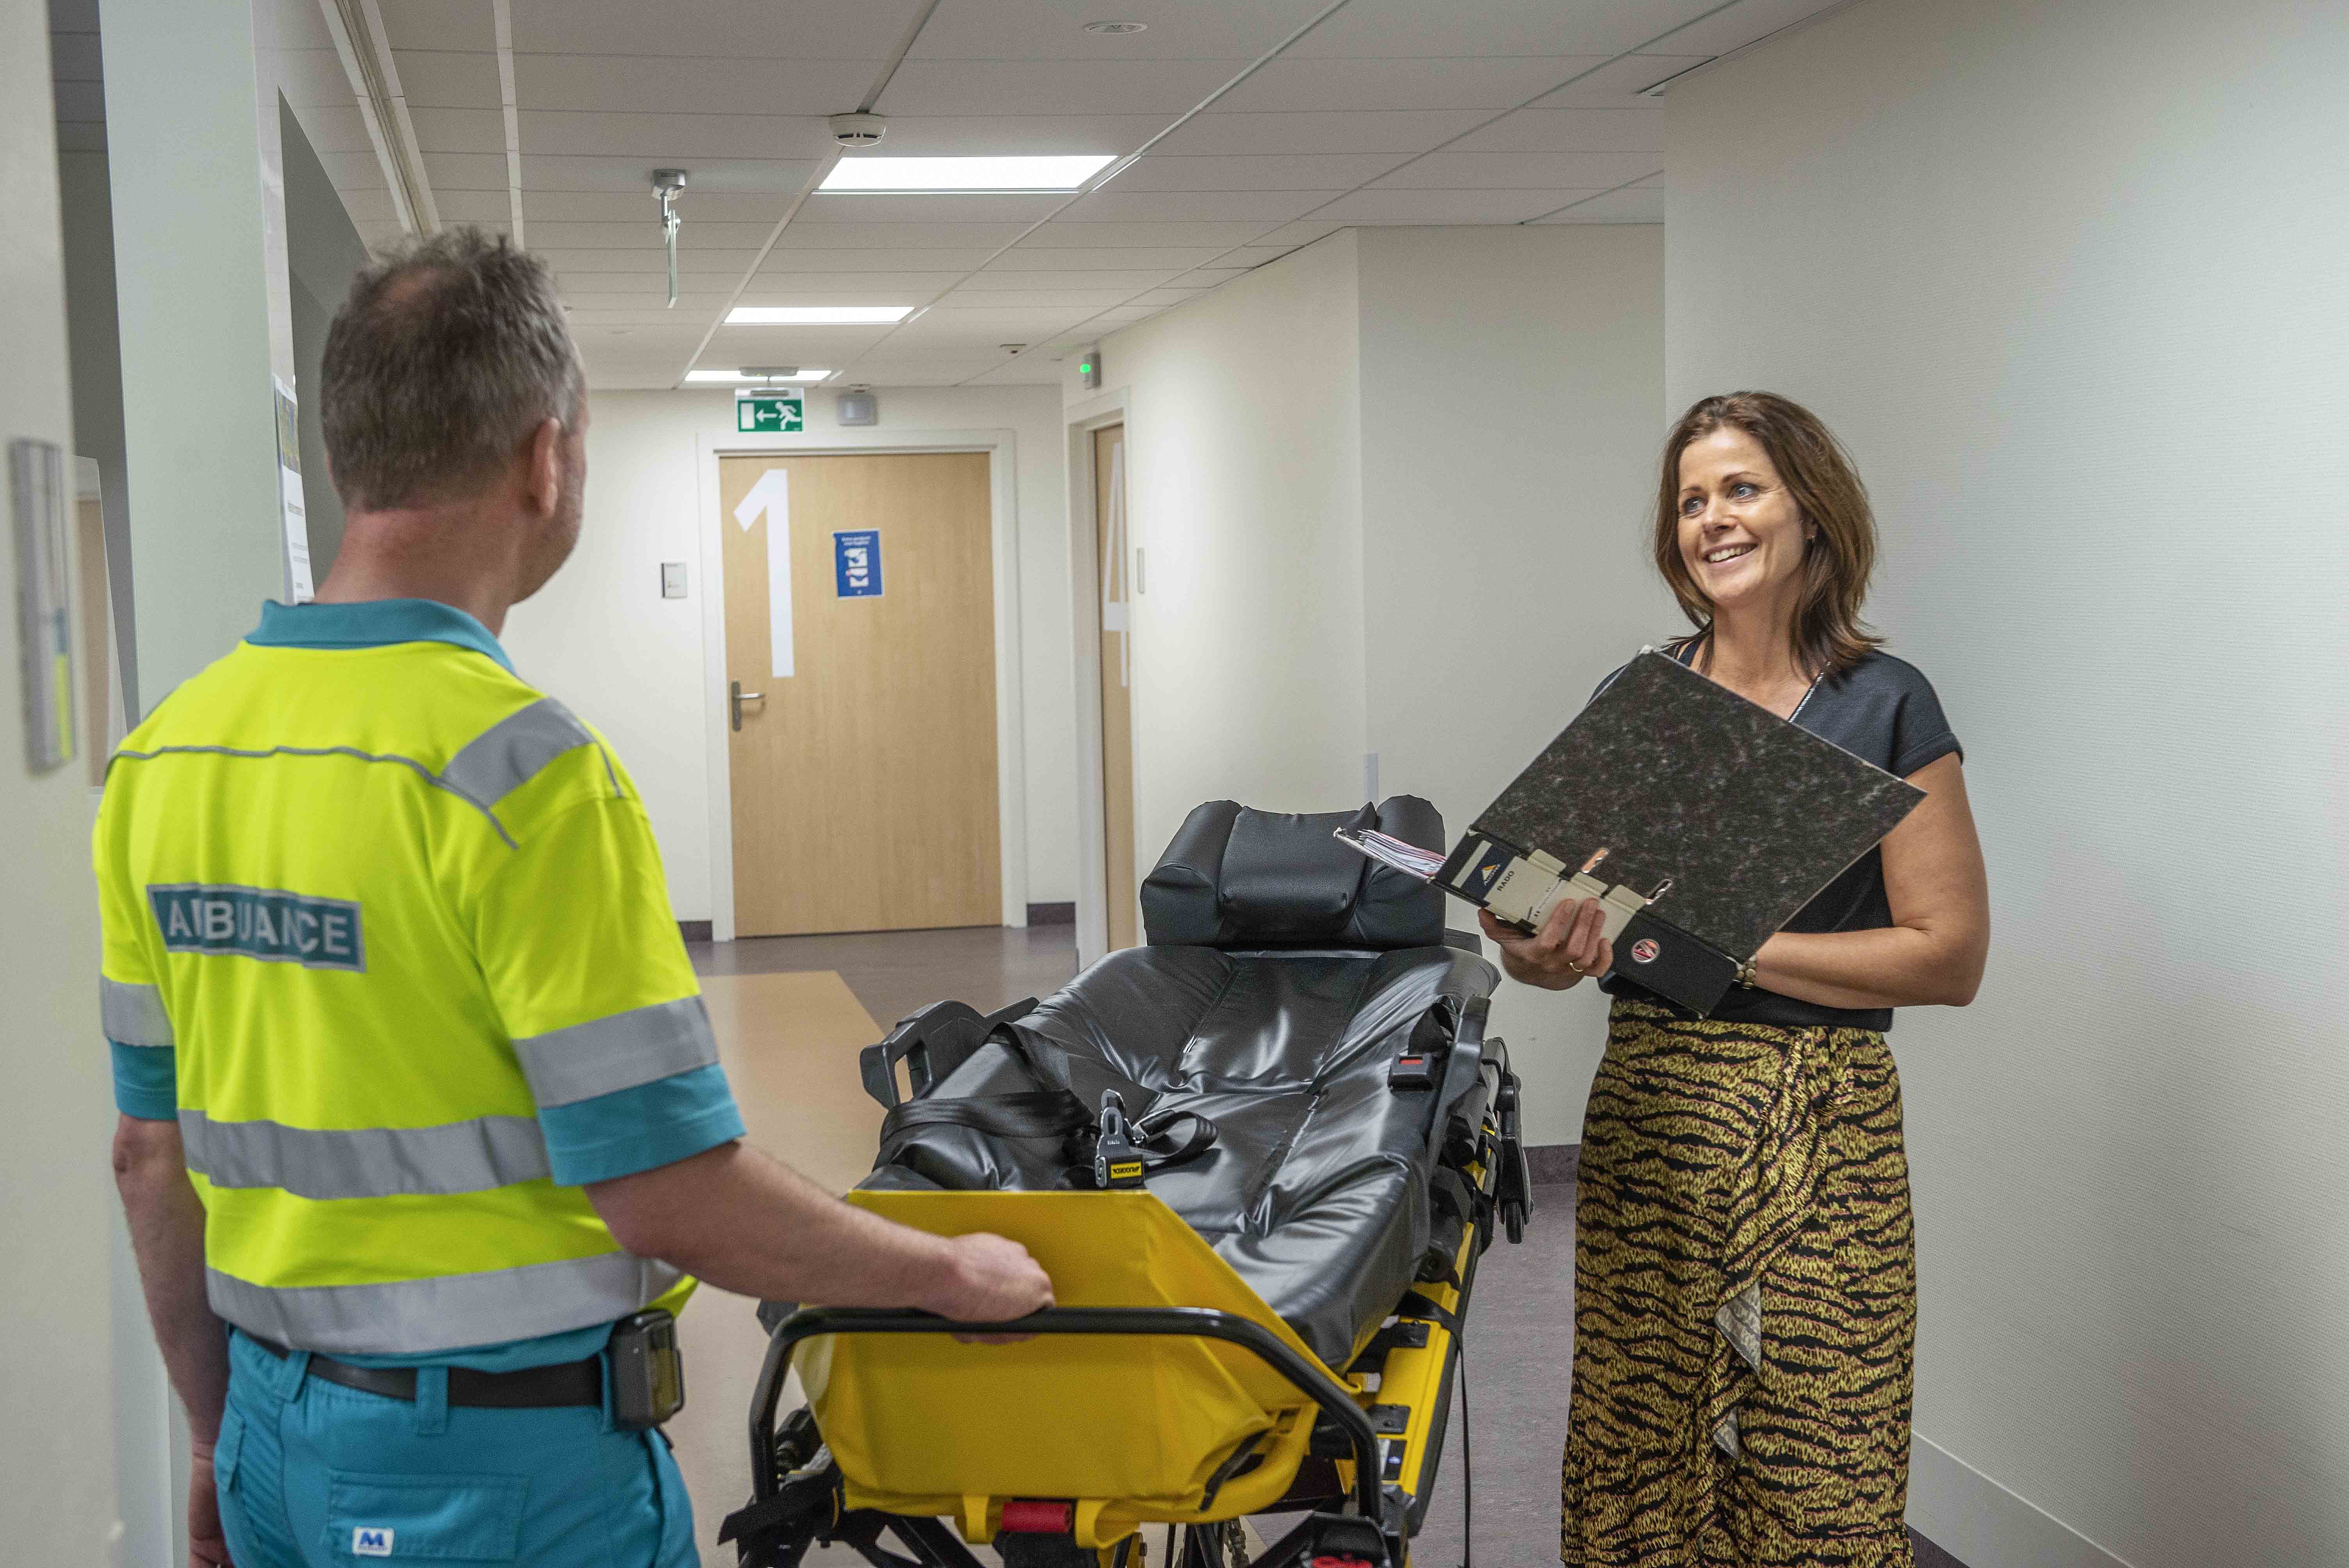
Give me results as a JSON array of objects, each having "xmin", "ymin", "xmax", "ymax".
[{"xmin": 101, "ymin": 229, "xmax": 1050, "ymax": 1567}]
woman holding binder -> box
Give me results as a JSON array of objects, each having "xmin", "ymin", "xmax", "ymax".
[{"xmin": 1483, "ymin": 391, "xmax": 1990, "ymax": 1568}]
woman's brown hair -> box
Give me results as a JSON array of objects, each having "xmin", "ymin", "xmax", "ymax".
[{"xmin": 1652, "ymin": 391, "xmax": 1882, "ymax": 677}]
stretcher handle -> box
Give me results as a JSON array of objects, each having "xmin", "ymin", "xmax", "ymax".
[{"xmin": 749, "ymin": 1305, "xmax": 1406, "ymax": 1566}]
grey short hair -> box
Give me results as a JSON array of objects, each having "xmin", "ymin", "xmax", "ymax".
[{"xmin": 321, "ymin": 227, "xmax": 585, "ymax": 511}]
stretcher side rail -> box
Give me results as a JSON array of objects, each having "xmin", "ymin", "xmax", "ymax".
[{"xmin": 744, "ymin": 1305, "xmax": 1408, "ymax": 1566}]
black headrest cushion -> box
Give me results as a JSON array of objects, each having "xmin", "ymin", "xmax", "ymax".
[{"xmin": 1139, "ymin": 796, "xmax": 1446, "ymax": 950}]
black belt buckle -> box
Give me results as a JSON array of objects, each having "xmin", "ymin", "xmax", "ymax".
[{"xmin": 608, "ymin": 1309, "xmax": 685, "ymax": 1430}]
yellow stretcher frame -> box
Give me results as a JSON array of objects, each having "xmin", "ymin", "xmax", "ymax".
[{"xmin": 735, "ymin": 1160, "xmax": 1499, "ymax": 1567}]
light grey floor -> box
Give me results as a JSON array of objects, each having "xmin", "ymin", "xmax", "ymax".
[{"xmin": 686, "ymin": 926, "xmax": 1964, "ymax": 1568}]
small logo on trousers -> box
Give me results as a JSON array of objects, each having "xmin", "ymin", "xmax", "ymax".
[{"xmin": 352, "ymin": 1526, "xmax": 394, "ymax": 1557}]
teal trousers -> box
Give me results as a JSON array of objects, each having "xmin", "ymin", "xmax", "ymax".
[{"xmin": 214, "ymin": 1329, "xmax": 698, "ymax": 1566}]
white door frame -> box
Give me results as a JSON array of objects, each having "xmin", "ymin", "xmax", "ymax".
[
  {"xmin": 695, "ymin": 428, "xmax": 1028, "ymax": 943},
  {"xmin": 1064, "ymin": 388, "xmax": 1133, "ymax": 972}
]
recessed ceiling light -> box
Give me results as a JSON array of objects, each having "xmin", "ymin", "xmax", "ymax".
[
  {"xmin": 818, "ymin": 155, "xmax": 1119, "ymax": 194},
  {"xmin": 684, "ymin": 368, "xmax": 836, "ymax": 383},
  {"xmin": 1084, "ymin": 20, "xmax": 1146, "ymax": 33},
  {"xmin": 725, "ymin": 305, "xmax": 913, "ymax": 325}
]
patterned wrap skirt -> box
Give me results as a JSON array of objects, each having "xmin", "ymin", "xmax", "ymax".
[{"xmin": 1561, "ymin": 998, "xmax": 1918, "ymax": 1567}]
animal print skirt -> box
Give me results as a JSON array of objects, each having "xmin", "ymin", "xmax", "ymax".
[{"xmin": 1561, "ymin": 999, "xmax": 1917, "ymax": 1566}]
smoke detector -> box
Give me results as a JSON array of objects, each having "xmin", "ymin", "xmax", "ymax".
[
  {"xmin": 999, "ymin": 343, "xmax": 1028, "ymax": 355},
  {"xmin": 829, "ymin": 113, "xmax": 887, "ymax": 148}
]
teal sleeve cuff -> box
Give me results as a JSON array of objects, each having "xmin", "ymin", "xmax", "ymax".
[
  {"xmin": 537, "ymin": 1061, "xmax": 745, "ymax": 1187},
  {"xmin": 110, "ymin": 1040, "xmax": 178, "ymax": 1121}
]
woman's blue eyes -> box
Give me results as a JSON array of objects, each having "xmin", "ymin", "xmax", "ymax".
[{"xmin": 1682, "ymin": 482, "xmax": 1761, "ymax": 515}]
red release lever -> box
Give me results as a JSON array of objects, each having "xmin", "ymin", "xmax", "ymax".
[
  {"xmin": 1000, "ymin": 1500, "xmax": 1076, "ymax": 1534},
  {"xmin": 1310, "ymin": 1557, "xmax": 1374, "ymax": 1567}
]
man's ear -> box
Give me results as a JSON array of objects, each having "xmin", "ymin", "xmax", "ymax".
[{"xmin": 524, "ymin": 417, "xmax": 565, "ymax": 516}]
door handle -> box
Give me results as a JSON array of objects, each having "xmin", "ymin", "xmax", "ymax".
[{"xmin": 730, "ymin": 680, "xmax": 766, "ymax": 731}]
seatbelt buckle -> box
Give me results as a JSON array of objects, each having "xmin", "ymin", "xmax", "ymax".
[
  {"xmin": 1387, "ymin": 1052, "xmax": 1436, "ymax": 1090},
  {"xmin": 1092, "ymin": 1091, "xmax": 1147, "ymax": 1188}
]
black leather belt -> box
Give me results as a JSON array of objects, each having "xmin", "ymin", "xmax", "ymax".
[{"xmin": 246, "ymin": 1333, "xmax": 603, "ymax": 1409}]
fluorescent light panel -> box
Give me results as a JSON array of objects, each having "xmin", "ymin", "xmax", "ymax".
[
  {"xmin": 819, "ymin": 155, "xmax": 1118, "ymax": 193},
  {"xmin": 685, "ymin": 369, "xmax": 835, "ymax": 383},
  {"xmin": 725, "ymin": 305, "xmax": 912, "ymax": 324}
]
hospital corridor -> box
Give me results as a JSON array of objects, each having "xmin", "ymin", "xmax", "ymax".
[{"xmin": 6, "ymin": 2, "xmax": 2347, "ymax": 1567}]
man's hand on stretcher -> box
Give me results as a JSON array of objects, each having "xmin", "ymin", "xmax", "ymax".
[
  {"xmin": 1481, "ymin": 896, "xmax": 1615, "ymax": 992},
  {"xmin": 588, "ymin": 1141, "xmax": 1053, "ymax": 1339}
]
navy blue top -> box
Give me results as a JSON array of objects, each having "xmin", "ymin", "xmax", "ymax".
[{"xmin": 1599, "ymin": 642, "xmax": 1962, "ymax": 1032}]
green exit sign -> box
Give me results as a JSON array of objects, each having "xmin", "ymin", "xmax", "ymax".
[{"xmin": 735, "ymin": 388, "xmax": 804, "ymax": 432}]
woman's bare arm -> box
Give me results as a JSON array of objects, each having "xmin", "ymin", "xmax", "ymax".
[{"xmin": 1753, "ymin": 752, "xmax": 1989, "ymax": 1010}]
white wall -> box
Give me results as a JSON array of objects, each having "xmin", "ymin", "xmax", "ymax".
[
  {"xmin": 1667, "ymin": 2, "xmax": 2349, "ymax": 1563},
  {"xmin": 1076, "ymin": 227, "xmax": 1666, "ymax": 1146},
  {"xmin": 502, "ymin": 383, "xmax": 1076, "ymax": 924},
  {"xmin": 1091, "ymin": 232, "xmax": 1371, "ymax": 892},
  {"xmin": 1356, "ymin": 225, "xmax": 1668, "ymax": 1147},
  {"xmin": 1, "ymin": 0, "xmax": 116, "ymax": 1556}
]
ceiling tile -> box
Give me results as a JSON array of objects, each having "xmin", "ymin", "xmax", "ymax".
[
  {"xmin": 376, "ymin": 0, "xmax": 496, "ymax": 52},
  {"xmin": 1157, "ymin": 267, "xmax": 1248, "ymax": 289},
  {"xmin": 507, "ymin": 0, "xmax": 927, "ymax": 58},
  {"xmin": 908, "ymin": 0, "xmax": 1333, "ymax": 61},
  {"xmin": 536, "ymin": 247, "xmax": 761, "ymax": 276},
  {"xmin": 392, "ymin": 50, "xmax": 502, "ymax": 109},
  {"xmin": 514, "ymin": 53, "xmax": 878, "ymax": 114},
  {"xmin": 1101, "ymin": 153, "xmax": 1412, "ymax": 191},
  {"xmin": 1370, "ymin": 150, "xmax": 1662, "ymax": 189},
  {"xmin": 1645, "ymin": 0, "xmax": 1848, "ymax": 57},
  {"xmin": 875, "ymin": 59, "xmax": 1240, "ymax": 117},
  {"xmin": 528, "ymin": 219, "xmax": 782, "ymax": 251},
  {"xmin": 321, "ymin": 150, "xmax": 396, "ymax": 188},
  {"xmin": 1213, "ymin": 55, "xmax": 1610, "ymax": 112},
  {"xmin": 845, "ymin": 114, "xmax": 1166, "ymax": 156},
  {"xmin": 931, "ymin": 287, "xmax": 1142, "ymax": 309},
  {"xmin": 1124, "ymin": 288, "xmax": 1211, "ymax": 306},
  {"xmin": 1057, "ymin": 187, "xmax": 1337, "ymax": 222},
  {"xmin": 1249, "ymin": 219, "xmax": 1348, "ymax": 247},
  {"xmin": 775, "ymin": 222, "xmax": 1035, "ymax": 249},
  {"xmin": 1529, "ymin": 186, "xmax": 1667, "ymax": 224},
  {"xmin": 985, "ymin": 247, "xmax": 1221, "ymax": 272},
  {"xmin": 1448, "ymin": 106, "xmax": 1663, "ymax": 154},
  {"xmin": 706, "ymin": 323, "xmax": 904, "ymax": 354},
  {"xmin": 1312, "ymin": 187, "xmax": 1592, "ymax": 223},
  {"xmin": 421, "ymin": 151, "xmax": 514, "ymax": 191},
  {"xmin": 408, "ymin": 105, "xmax": 508, "ymax": 155},
  {"xmin": 1151, "ymin": 109, "xmax": 1494, "ymax": 157},
  {"xmin": 518, "ymin": 110, "xmax": 834, "ymax": 160},
  {"xmin": 1016, "ymin": 220, "xmax": 1268, "ymax": 249},
  {"xmin": 520, "ymin": 155, "xmax": 821, "ymax": 193},
  {"xmin": 1285, "ymin": 0, "xmax": 1720, "ymax": 59},
  {"xmin": 526, "ymin": 189, "xmax": 791, "ymax": 223},
  {"xmin": 796, "ymin": 193, "xmax": 1069, "ymax": 224},
  {"xmin": 1215, "ymin": 246, "xmax": 1308, "ymax": 269},
  {"xmin": 1529, "ymin": 54, "xmax": 1709, "ymax": 107},
  {"xmin": 435, "ymin": 188, "xmax": 515, "ymax": 222},
  {"xmin": 338, "ymin": 187, "xmax": 403, "ymax": 223},
  {"xmin": 755, "ymin": 247, "xmax": 1002, "ymax": 273},
  {"xmin": 959, "ymin": 270, "xmax": 1183, "ymax": 292}
]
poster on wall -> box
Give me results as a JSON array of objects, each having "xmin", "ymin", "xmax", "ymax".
[{"xmin": 833, "ymin": 529, "xmax": 881, "ymax": 597}]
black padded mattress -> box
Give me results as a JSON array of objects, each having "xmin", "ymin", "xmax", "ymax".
[{"xmin": 863, "ymin": 941, "xmax": 1500, "ymax": 1367}]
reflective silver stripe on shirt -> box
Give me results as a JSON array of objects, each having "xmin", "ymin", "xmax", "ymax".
[
  {"xmin": 440, "ymin": 698, "xmax": 615, "ymax": 807},
  {"xmin": 512, "ymin": 995, "xmax": 720, "ymax": 1108},
  {"xmin": 178, "ymin": 1110, "xmax": 550, "ymax": 1199},
  {"xmin": 205, "ymin": 1251, "xmax": 681, "ymax": 1357},
  {"xmin": 100, "ymin": 978, "xmax": 174, "ymax": 1047}
]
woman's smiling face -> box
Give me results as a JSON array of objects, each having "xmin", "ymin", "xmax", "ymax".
[{"xmin": 1675, "ymin": 425, "xmax": 1808, "ymax": 616}]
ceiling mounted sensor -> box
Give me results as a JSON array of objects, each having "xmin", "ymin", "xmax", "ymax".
[
  {"xmin": 836, "ymin": 387, "xmax": 879, "ymax": 427},
  {"xmin": 652, "ymin": 169, "xmax": 686, "ymax": 308},
  {"xmin": 1084, "ymin": 20, "xmax": 1146, "ymax": 33},
  {"xmin": 1000, "ymin": 344, "xmax": 1028, "ymax": 355},
  {"xmin": 829, "ymin": 113, "xmax": 886, "ymax": 148}
]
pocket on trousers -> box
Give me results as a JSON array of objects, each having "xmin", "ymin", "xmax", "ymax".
[{"xmin": 322, "ymin": 1472, "xmax": 529, "ymax": 1561}]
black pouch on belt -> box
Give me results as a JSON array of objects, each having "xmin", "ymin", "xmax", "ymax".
[{"xmin": 609, "ymin": 1308, "xmax": 686, "ymax": 1430}]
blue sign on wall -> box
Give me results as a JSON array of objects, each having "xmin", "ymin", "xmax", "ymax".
[{"xmin": 833, "ymin": 529, "xmax": 882, "ymax": 597}]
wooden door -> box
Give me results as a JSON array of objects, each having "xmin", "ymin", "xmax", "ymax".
[
  {"xmin": 720, "ymin": 452, "xmax": 1000, "ymax": 936},
  {"xmin": 1094, "ymin": 425, "xmax": 1137, "ymax": 950}
]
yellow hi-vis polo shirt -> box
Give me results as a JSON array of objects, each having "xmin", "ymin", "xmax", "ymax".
[{"xmin": 94, "ymin": 598, "xmax": 744, "ymax": 1364}]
